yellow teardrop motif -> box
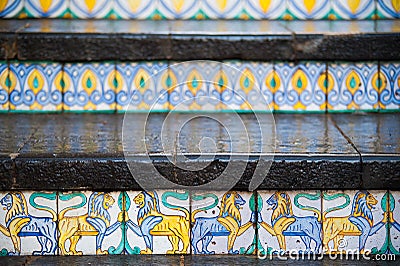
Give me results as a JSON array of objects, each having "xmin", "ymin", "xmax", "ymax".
[
  {"xmin": 187, "ymin": 69, "xmax": 203, "ymax": 96},
  {"xmin": 127, "ymin": 0, "xmax": 141, "ymax": 12},
  {"xmin": 214, "ymin": 70, "xmax": 228, "ymax": 94},
  {"xmin": 0, "ymin": 1, "xmax": 7, "ymax": 12},
  {"xmin": 109, "ymin": 70, "xmax": 123, "ymax": 93},
  {"xmin": 371, "ymin": 72, "xmax": 386, "ymax": 93},
  {"xmin": 304, "ymin": 0, "xmax": 316, "ymax": 13},
  {"xmin": 265, "ymin": 70, "xmax": 281, "ymax": 94},
  {"xmin": 259, "ymin": 0, "xmax": 271, "ymax": 13},
  {"xmin": 393, "ymin": 0, "xmax": 400, "ymax": 12},
  {"xmin": 82, "ymin": 69, "xmax": 97, "ymax": 95},
  {"xmin": 28, "ymin": 69, "xmax": 44, "ymax": 95},
  {"xmin": 134, "ymin": 68, "xmax": 150, "ymax": 94},
  {"xmin": 345, "ymin": 70, "xmax": 360, "ymax": 95},
  {"xmin": 85, "ymin": 0, "xmax": 96, "ymax": 12},
  {"xmin": 240, "ymin": 69, "xmax": 255, "ymax": 95},
  {"xmin": 291, "ymin": 69, "xmax": 308, "ymax": 95},
  {"xmin": 172, "ymin": 0, "xmax": 185, "ymax": 12},
  {"xmin": 40, "ymin": 0, "xmax": 52, "ymax": 13},
  {"xmin": 161, "ymin": 68, "xmax": 178, "ymax": 94},
  {"xmin": 348, "ymin": 0, "xmax": 361, "ymax": 14},
  {"xmin": 216, "ymin": 0, "xmax": 228, "ymax": 11},
  {"xmin": 318, "ymin": 72, "xmax": 333, "ymax": 94}
]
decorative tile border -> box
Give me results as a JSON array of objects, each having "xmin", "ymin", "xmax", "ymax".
[
  {"xmin": 0, "ymin": 0, "xmax": 398, "ymax": 19},
  {"xmin": 0, "ymin": 190, "xmax": 398, "ymax": 256},
  {"xmin": 1, "ymin": 61, "xmax": 399, "ymax": 112}
]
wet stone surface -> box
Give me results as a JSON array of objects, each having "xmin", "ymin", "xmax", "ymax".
[{"xmin": 0, "ymin": 113, "xmax": 398, "ymax": 191}]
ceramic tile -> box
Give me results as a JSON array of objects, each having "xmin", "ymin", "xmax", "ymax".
[
  {"xmin": 0, "ymin": 63, "xmax": 9, "ymax": 111},
  {"xmin": 274, "ymin": 62, "xmax": 326, "ymax": 111},
  {"xmin": 258, "ymin": 191, "xmax": 322, "ymax": 255},
  {"xmin": 69, "ymin": 0, "xmax": 112, "ymax": 18},
  {"xmin": 63, "ymin": 63, "xmax": 115, "ymax": 111},
  {"xmin": 0, "ymin": 191, "xmax": 58, "ymax": 256},
  {"xmin": 168, "ymin": 61, "xmax": 221, "ymax": 111},
  {"xmin": 0, "ymin": 0, "xmax": 24, "ymax": 17},
  {"xmin": 25, "ymin": 0, "xmax": 68, "ymax": 18},
  {"xmin": 191, "ymin": 191, "xmax": 254, "ymax": 254},
  {"xmin": 327, "ymin": 63, "xmax": 379, "ymax": 111},
  {"xmin": 9, "ymin": 62, "xmax": 63, "ymax": 111},
  {"xmin": 118, "ymin": 62, "xmax": 167, "ymax": 112},
  {"xmin": 202, "ymin": 0, "xmax": 244, "ymax": 19},
  {"xmin": 322, "ymin": 190, "xmax": 387, "ymax": 254},
  {"xmin": 245, "ymin": 0, "xmax": 286, "ymax": 19},
  {"xmin": 113, "ymin": 0, "xmax": 157, "ymax": 19},
  {"xmin": 331, "ymin": 0, "xmax": 375, "ymax": 20},
  {"xmin": 287, "ymin": 0, "xmax": 331, "ymax": 20},
  {"xmin": 125, "ymin": 190, "xmax": 190, "ymax": 254},
  {"xmin": 377, "ymin": 0, "xmax": 400, "ymax": 19},
  {"xmin": 58, "ymin": 191, "xmax": 120, "ymax": 255},
  {"xmin": 158, "ymin": 0, "xmax": 200, "ymax": 19},
  {"xmin": 388, "ymin": 191, "xmax": 400, "ymax": 255},
  {"xmin": 380, "ymin": 63, "xmax": 400, "ymax": 110}
]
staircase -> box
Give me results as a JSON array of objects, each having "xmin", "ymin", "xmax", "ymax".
[{"xmin": 0, "ymin": 0, "xmax": 399, "ymax": 261}]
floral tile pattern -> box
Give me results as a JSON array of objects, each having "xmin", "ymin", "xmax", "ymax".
[
  {"xmin": 0, "ymin": 0, "xmax": 396, "ymax": 20},
  {"xmin": 9, "ymin": 62, "xmax": 63, "ymax": 111},
  {"xmin": 0, "ymin": 61, "xmax": 397, "ymax": 112},
  {"xmin": 0, "ymin": 189, "xmax": 398, "ymax": 256}
]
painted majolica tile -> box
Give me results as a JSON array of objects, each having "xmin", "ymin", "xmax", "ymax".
[
  {"xmin": 245, "ymin": 0, "xmax": 286, "ymax": 19},
  {"xmin": 63, "ymin": 63, "xmax": 115, "ymax": 111},
  {"xmin": 287, "ymin": 0, "xmax": 331, "ymax": 20},
  {"xmin": 168, "ymin": 61, "xmax": 222, "ymax": 111},
  {"xmin": 125, "ymin": 190, "xmax": 190, "ymax": 254},
  {"xmin": 377, "ymin": 0, "xmax": 400, "ymax": 19},
  {"xmin": 113, "ymin": 0, "xmax": 157, "ymax": 19},
  {"xmin": 158, "ymin": 0, "xmax": 200, "ymax": 19},
  {"xmin": 191, "ymin": 191, "xmax": 254, "ymax": 255},
  {"xmin": 9, "ymin": 63, "xmax": 63, "ymax": 111},
  {"xmin": 258, "ymin": 191, "xmax": 322, "ymax": 255},
  {"xmin": 58, "ymin": 191, "xmax": 120, "ymax": 255},
  {"xmin": 0, "ymin": 191, "xmax": 58, "ymax": 256},
  {"xmin": 25, "ymin": 0, "xmax": 68, "ymax": 18},
  {"xmin": 201, "ymin": 0, "xmax": 244, "ymax": 19},
  {"xmin": 0, "ymin": 63, "xmax": 9, "ymax": 111},
  {"xmin": 274, "ymin": 62, "xmax": 326, "ymax": 111},
  {"xmin": 331, "ymin": 0, "xmax": 375, "ymax": 19},
  {"xmin": 322, "ymin": 190, "xmax": 387, "ymax": 254},
  {"xmin": 69, "ymin": 0, "xmax": 112, "ymax": 18},
  {"xmin": 327, "ymin": 63, "xmax": 379, "ymax": 111},
  {"xmin": 388, "ymin": 191, "xmax": 400, "ymax": 255},
  {"xmin": 380, "ymin": 63, "xmax": 400, "ymax": 110},
  {"xmin": 0, "ymin": 0, "xmax": 24, "ymax": 17},
  {"xmin": 117, "ymin": 62, "xmax": 167, "ymax": 112}
]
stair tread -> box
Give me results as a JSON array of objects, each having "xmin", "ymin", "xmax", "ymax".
[
  {"xmin": 1, "ymin": 19, "xmax": 399, "ymax": 61},
  {"xmin": 1, "ymin": 113, "xmax": 398, "ymax": 158}
]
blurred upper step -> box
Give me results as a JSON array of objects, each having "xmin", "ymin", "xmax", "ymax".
[
  {"xmin": 0, "ymin": 19, "xmax": 400, "ymax": 61},
  {"xmin": 1, "ymin": 0, "xmax": 399, "ymax": 20}
]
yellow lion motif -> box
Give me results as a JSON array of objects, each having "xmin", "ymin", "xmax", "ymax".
[
  {"xmin": 133, "ymin": 191, "xmax": 190, "ymax": 254},
  {"xmin": 322, "ymin": 191, "xmax": 378, "ymax": 253},
  {"xmin": 58, "ymin": 192, "xmax": 115, "ymax": 255},
  {"xmin": 191, "ymin": 191, "xmax": 252, "ymax": 254}
]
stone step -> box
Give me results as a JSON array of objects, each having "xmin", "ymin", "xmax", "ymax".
[
  {"xmin": 0, "ymin": 112, "xmax": 398, "ymax": 191},
  {"xmin": 1, "ymin": 19, "xmax": 399, "ymax": 61}
]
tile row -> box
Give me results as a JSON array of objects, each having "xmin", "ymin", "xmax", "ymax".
[
  {"xmin": 0, "ymin": 190, "xmax": 399, "ymax": 255},
  {"xmin": 0, "ymin": 0, "xmax": 399, "ymax": 19},
  {"xmin": 0, "ymin": 61, "xmax": 399, "ymax": 112}
]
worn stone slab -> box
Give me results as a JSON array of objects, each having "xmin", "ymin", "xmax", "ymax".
[{"xmin": 0, "ymin": 20, "xmax": 399, "ymax": 61}]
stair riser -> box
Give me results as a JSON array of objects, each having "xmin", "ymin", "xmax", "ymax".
[
  {"xmin": 1, "ymin": 0, "xmax": 399, "ymax": 19},
  {"xmin": 0, "ymin": 61, "xmax": 399, "ymax": 112}
]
